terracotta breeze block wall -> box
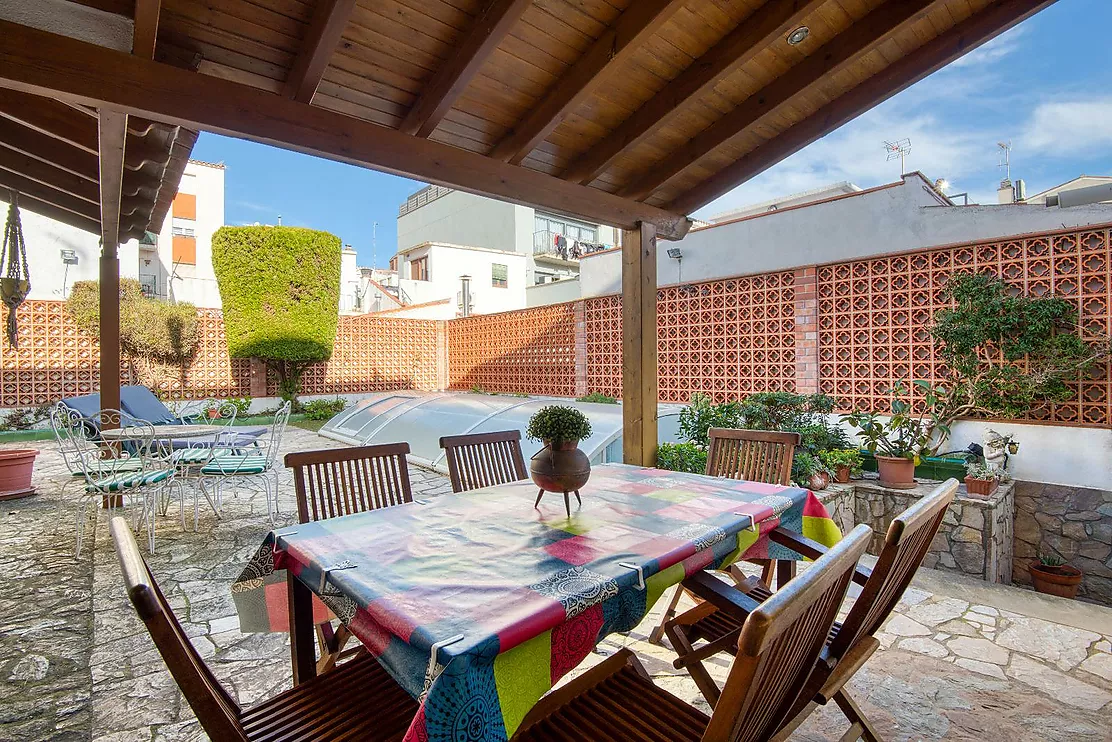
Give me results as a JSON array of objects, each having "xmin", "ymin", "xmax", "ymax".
[
  {"xmin": 447, "ymin": 303, "xmax": 577, "ymax": 396},
  {"xmin": 817, "ymin": 225, "xmax": 1111, "ymax": 426}
]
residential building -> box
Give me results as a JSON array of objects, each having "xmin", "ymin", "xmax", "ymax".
[
  {"xmin": 6, "ymin": 159, "xmax": 225, "ymax": 307},
  {"xmin": 1022, "ymin": 175, "xmax": 1112, "ymax": 206},
  {"xmin": 390, "ymin": 241, "xmax": 528, "ymax": 319},
  {"xmin": 706, "ymin": 181, "xmax": 862, "ymax": 222},
  {"xmin": 578, "ymin": 172, "xmax": 1112, "ymax": 298},
  {"xmin": 395, "ymin": 186, "xmax": 620, "ymax": 300}
]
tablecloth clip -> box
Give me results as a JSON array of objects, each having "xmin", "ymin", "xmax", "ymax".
[
  {"xmin": 734, "ymin": 514, "xmax": 758, "ymax": 533},
  {"xmin": 413, "ymin": 498, "xmax": 429, "ymax": 505},
  {"xmin": 427, "ymin": 633, "xmax": 465, "ymax": 679},
  {"xmin": 617, "ymin": 562, "xmax": 645, "ymax": 591},
  {"xmin": 318, "ymin": 561, "xmax": 358, "ymax": 594}
]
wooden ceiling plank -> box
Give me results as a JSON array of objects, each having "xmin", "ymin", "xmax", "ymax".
[
  {"xmin": 98, "ymin": 109, "xmax": 127, "ymax": 248},
  {"xmin": 3, "ymin": 190, "xmax": 102, "ymax": 235},
  {"xmin": 133, "ymin": 0, "xmax": 163, "ymax": 58},
  {"xmin": 562, "ymin": 0, "xmax": 827, "ymax": 185},
  {"xmin": 623, "ymin": 0, "xmax": 939, "ymax": 201},
  {"xmin": 0, "ymin": 117, "xmax": 101, "ymax": 181},
  {"xmin": 283, "ymin": 0, "xmax": 359, "ymax": 103},
  {"xmin": 489, "ymin": 0, "xmax": 689, "ymax": 165},
  {"xmin": 0, "ymin": 19, "xmax": 692, "ymax": 237},
  {"xmin": 0, "ymin": 166, "xmax": 101, "ymax": 221},
  {"xmin": 398, "ymin": 0, "xmax": 533, "ymax": 138},
  {"xmin": 0, "ymin": 146, "xmax": 101, "ymax": 203},
  {"xmin": 0, "ymin": 88, "xmax": 100, "ymax": 153},
  {"xmin": 669, "ymin": 0, "xmax": 1060, "ymax": 214}
]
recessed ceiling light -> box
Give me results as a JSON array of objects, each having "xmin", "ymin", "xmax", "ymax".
[{"xmin": 787, "ymin": 26, "xmax": 810, "ymax": 45}]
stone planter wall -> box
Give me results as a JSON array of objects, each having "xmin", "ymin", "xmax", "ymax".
[{"xmin": 1013, "ymin": 481, "xmax": 1112, "ymax": 604}]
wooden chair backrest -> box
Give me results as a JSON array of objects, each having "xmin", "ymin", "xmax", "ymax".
[
  {"xmin": 285, "ymin": 443, "xmax": 413, "ymax": 523},
  {"xmin": 706, "ymin": 428, "xmax": 800, "ymax": 486},
  {"xmin": 439, "ymin": 430, "xmax": 528, "ymax": 493},
  {"xmin": 827, "ymin": 478, "xmax": 959, "ymax": 660},
  {"xmin": 704, "ymin": 524, "xmax": 872, "ymax": 742},
  {"xmin": 109, "ymin": 517, "xmax": 246, "ymax": 741}
]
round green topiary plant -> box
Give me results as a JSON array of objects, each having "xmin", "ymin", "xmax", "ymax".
[{"xmin": 527, "ymin": 405, "xmax": 592, "ymax": 444}]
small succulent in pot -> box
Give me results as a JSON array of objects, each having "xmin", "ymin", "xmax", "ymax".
[
  {"xmin": 527, "ymin": 406, "xmax": 593, "ymax": 517},
  {"xmin": 1030, "ymin": 553, "xmax": 1083, "ymax": 599},
  {"xmin": 963, "ymin": 460, "xmax": 1001, "ymax": 498},
  {"xmin": 819, "ymin": 448, "xmax": 863, "ymax": 483}
]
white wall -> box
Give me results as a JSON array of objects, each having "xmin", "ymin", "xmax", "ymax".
[
  {"xmin": 397, "ymin": 191, "xmax": 520, "ymax": 254},
  {"xmin": 526, "ymin": 277, "xmax": 581, "ymax": 307},
  {"xmin": 377, "ymin": 300, "xmax": 454, "ymax": 320},
  {"xmin": 580, "ymin": 174, "xmax": 1112, "ymax": 297},
  {"xmin": 154, "ymin": 161, "xmax": 225, "ymax": 308},
  {"xmin": 2, "ymin": 193, "xmax": 140, "ymax": 300},
  {"xmin": 398, "ymin": 243, "xmax": 527, "ymax": 316}
]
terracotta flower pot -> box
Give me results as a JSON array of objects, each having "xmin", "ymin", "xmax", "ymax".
[
  {"xmin": 833, "ymin": 466, "xmax": 851, "ymax": 484},
  {"xmin": 808, "ymin": 471, "xmax": 830, "ymax": 491},
  {"xmin": 875, "ymin": 455, "xmax": 916, "ymax": 489},
  {"xmin": 530, "ymin": 439, "xmax": 591, "ymax": 517},
  {"xmin": 0, "ymin": 448, "xmax": 38, "ymax": 500},
  {"xmin": 1029, "ymin": 562, "xmax": 1083, "ymax": 599},
  {"xmin": 964, "ymin": 476, "xmax": 998, "ymax": 498}
]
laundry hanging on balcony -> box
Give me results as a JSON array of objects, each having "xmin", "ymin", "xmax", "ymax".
[{"xmin": 1, "ymin": 190, "xmax": 32, "ymax": 348}]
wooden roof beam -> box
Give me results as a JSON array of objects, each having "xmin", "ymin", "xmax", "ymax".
[
  {"xmin": 132, "ymin": 0, "xmax": 161, "ymax": 59},
  {"xmin": 489, "ymin": 0, "xmax": 687, "ymax": 165},
  {"xmin": 623, "ymin": 0, "xmax": 939, "ymax": 201},
  {"xmin": 669, "ymin": 0, "xmax": 1060, "ymax": 215},
  {"xmin": 0, "ymin": 117, "xmax": 100, "ymax": 181},
  {"xmin": 0, "ymin": 20, "xmax": 692, "ymax": 237},
  {"xmin": 0, "ymin": 145, "xmax": 101, "ymax": 203},
  {"xmin": 0, "ymin": 166, "xmax": 101, "ymax": 221},
  {"xmin": 561, "ymin": 0, "xmax": 827, "ymax": 185},
  {"xmin": 5, "ymin": 190, "xmax": 101, "ymax": 235},
  {"xmin": 98, "ymin": 109, "xmax": 127, "ymax": 248},
  {"xmin": 284, "ymin": 0, "xmax": 358, "ymax": 104},
  {"xmin": 399, "ymin": 0, "xmax": 532, "ymax": 138}
]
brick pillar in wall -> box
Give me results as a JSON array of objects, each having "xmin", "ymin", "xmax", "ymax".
[
  {"xmin": 794, "ymin": 267, "xmax": 819, "ymax": 394},
  {"xmin": 249, "ymin": 357, "xmax": 268, "ymax": 398},
  {"xmin": 573, "ymin": 300, "xmax": 588, "ymax": 397},
  {"xmin": 436, "ymin": 320, "xmax": 449, "ymax": 391}
]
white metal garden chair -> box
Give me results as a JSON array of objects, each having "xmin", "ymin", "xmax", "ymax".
[
  {"xmin": 199, "ymin": 401, "xmax": 291, "ymax": 524},
  {"xmin": 50, "ymin": 401, "xmax": 142, "ymax": 503},
  {"xmin": 58, "ymin": 408, "xmax": 177, "ymax": 555},
  {"xmin": 165, "ymin": 399, "xmax": 241, "ymax": 530}
]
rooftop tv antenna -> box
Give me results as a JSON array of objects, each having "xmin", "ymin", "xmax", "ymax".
[
  {"xmin": 884, "ymin": 138, "xmax": 911, "ymax": 175},
  {"xmin": 997, "ymin": 141, "xmax": 1012, "ymax": 183}
]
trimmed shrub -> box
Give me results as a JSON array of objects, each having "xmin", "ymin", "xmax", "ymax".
[
  {"xmin": 655, "ymin": 442, "xmax": 707, "ymax": 474},
  {"xmin": 302, "ymin": 397, "xmax": 348, "ymax": 421},
  {"xmin": 66, "ymin": 278, "xmax": 199, "ymax": 393},
  {"xmin": 211, "ymin": 226, "xmax": 342, "ymax": 402}
]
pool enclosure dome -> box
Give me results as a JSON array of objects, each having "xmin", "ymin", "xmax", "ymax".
[{"xmin": 319, "ymin": 392, "xmax": 683, "ymax": 471}]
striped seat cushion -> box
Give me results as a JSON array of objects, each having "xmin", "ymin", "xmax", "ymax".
[
  {"xmin": 171, "ymin": 448, "xmax": 234, "ymax": 465},
  {"xmin": 201, "ymin": 454, "xmax": 269, "ymax": 475},
  {"xmin": 87, "ymin": 468, "xmax": 173, "ymax": 493},
  {"xmin": 74, "ymin": 459, "xmax": 143, "ymax": 477}
]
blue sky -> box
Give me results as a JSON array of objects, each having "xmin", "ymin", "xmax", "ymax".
[{"xmin": 192, "ymin": 0, "xmax": 1111, "ymax": 266}]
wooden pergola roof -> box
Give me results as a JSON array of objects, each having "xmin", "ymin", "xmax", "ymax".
[
  {"xmin": 0, "ymin": 87, "xmax": 195, "ymax": 243},
  {"xmin": 0, "ymin": 0, "xmax": 1053, "ymax": 241}
]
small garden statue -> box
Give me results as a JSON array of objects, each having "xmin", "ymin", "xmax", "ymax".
[{"xmin": 982, "ymin": 429, "xmax": 1018, "ymax": 471}]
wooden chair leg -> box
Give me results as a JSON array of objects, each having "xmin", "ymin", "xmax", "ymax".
[
  {"xmin": 760, "ymin": 560, "xmax": 775, "ymax": 587},
  {"xmin": 663, "ymin": 621, "xmax": 721, "ymax": 708},
  {"xmin": 832, "ymin": 689, "xmax": 883, "ymax": 742},
  {"xmin": 776, "ymin": 559, "xmax": 797, "ymax": 589},
  {"xmin": 648, "ymin": 584, "xmax": 686, "ymax": 644}
]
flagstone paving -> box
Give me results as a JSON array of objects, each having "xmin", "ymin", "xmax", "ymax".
[{"xmin": 1, "ymin": 430, "xmax": 1110, "ymax": 741}]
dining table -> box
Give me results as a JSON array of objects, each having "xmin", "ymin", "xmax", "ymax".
[{"xmin": 232, "ymin": 462, "xmax": 843, "ymax": 742}]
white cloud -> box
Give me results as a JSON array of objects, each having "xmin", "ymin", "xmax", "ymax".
[
  {"xmin": 1019, "ymin": 98, "xmax": 1112, "ymax": 157},
  {"xmin": 947, "ymin": 24, "xmax": 1027, "ymax": 68}
]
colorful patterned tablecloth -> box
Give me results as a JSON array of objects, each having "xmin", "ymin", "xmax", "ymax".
[{"xmin": 233, "ymin": 463, "xmax": 841, "ymax": 742}]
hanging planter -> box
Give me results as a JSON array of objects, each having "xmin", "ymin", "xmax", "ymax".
[{"xmin": 1, "ymin": 191, "xmax": 32, "ymax": 348}]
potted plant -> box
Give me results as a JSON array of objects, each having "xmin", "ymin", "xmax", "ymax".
[
  {"xmin": 0, "ymin": 448, "xmax": 39, "ymax": 500},
  {"xmin": 526, "ymin": 406, "xmax": 593, "ymax": 517},
  {"xmin": 963, "ymin": 461, "xmax": 1000, "ymax": 498},
  {"xmin": 842, "ymin": 382, "xmax": 934, "ymax": 489},
  {"xmin": 819, "ymin": 448, "xmax": 863, "ymax": 484},
  {"xmin": 1029, "ymin": 554, "xmax": 1083, "ymax": 599}
]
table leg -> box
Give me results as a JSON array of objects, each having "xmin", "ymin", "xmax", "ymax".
[{"xmin": 287, "ymin": 572, "xmax": 317, "ymax": 686}]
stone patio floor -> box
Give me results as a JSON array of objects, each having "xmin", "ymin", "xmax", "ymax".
[{"xmin": 1, "ymin": 429, "xmax": 1110, "ymax": 741}]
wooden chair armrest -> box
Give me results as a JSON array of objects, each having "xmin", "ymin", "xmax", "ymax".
[
  {"xmin": 768, "ymin": 527, "xmax": 872, "ymax": 587},
  {"xmin": 664, "ymin": 600, "xmax": 718, "ymax": 628},
  {"xmin": 682, "ymin": 571, "xmax": 763, "ymax": 621}
]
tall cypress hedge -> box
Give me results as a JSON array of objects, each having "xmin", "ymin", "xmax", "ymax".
[{"xmin": 211, "ymin": 226, "xmax": 341, "ymax": 402}]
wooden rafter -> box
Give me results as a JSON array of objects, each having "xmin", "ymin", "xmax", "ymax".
[
  {"xmin": 284, "ymin": 0, "xmax": 358, "ymax": 104},
  {"xmin": 668, "ymin": 0, "xmax": 1059, "ymax": 215},
  {"xmin": 623, "ymin": 0, "xmax": 938, "ymax": 201},
  {"xmin": 0, "ymin": 20, "xmax": 692, "ymax": 238},
  {"xmin": 399, "ymin": 0, "xmax": 532, "ymax": 138},
  {"xmin": 132, "ymin": 0, "xmax": 162, "ymax": 59},
  {"xmin": 4, "ymin": 190, "xmax": 101, "ymax": 234},
  {"xmin": 97, "ymin": 109, "xmax": 127, "ymax": 248},
  {"xmin": 0, "ymin": 166, "xmax": 100, "ymax": 219},
  {"xmin": 0, "ymin": 145, "xmax": 101, "ymax": 203},
  {"xmin": 0, "ymin": 116, "xmax": 100, "ymax": 181},
  {"xmin": 489, "ymin": 0, "xmax": 687, "ymax": 165},
  {"xmin": 561, "ymin": 0, "xmax": 827, "ymax": 186}
]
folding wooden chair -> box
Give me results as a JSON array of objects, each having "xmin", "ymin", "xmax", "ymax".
[
  {"xmin": 439, "ymin": 430, "xmax": 528, "ymax": 493},
  {"xmin": 109, "ymin": 517, "xmax": 417, "ymax": 742},
  {"xmin": 649, "ymin": 427, "xmax": 800, "ymax": 643},
  {"xmin": 285, "ymin": 443, "xmax": 413, "ymax": 672},
  {"xmin": 514, "ymin": 524, "xmax": 872, "ymax": 742},
  {"xmin": 665, "ymin": 479, "xmax": 959, "ymax": 741}
]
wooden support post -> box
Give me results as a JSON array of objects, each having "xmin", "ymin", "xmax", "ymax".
[
  {"xmin": 97, "ymin": 109, "xmax": 127, "ymax": 428},
  {"xmin": 621, "ymin": 222, "xmax": 657, "ymax": 466}
]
